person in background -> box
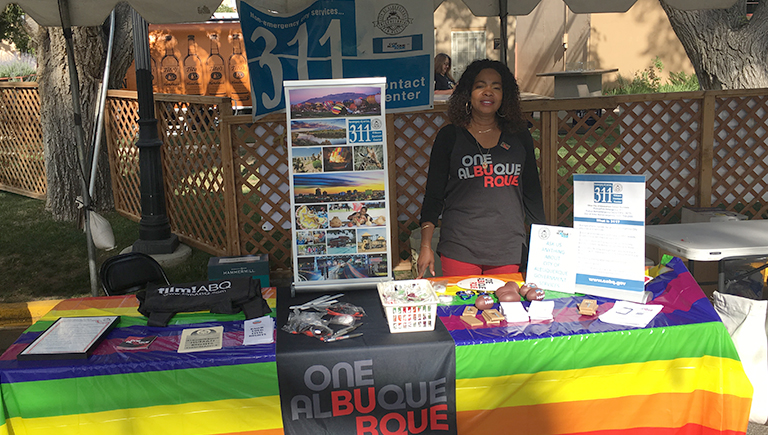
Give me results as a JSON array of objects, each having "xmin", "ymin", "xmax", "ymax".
[
  {"xmin": 418, "ymin": 59, "xmax": 546, "ymax": 277},
  {"xmin": 434, "ymin": 53, "xmax": 456, "ymax": 95}
]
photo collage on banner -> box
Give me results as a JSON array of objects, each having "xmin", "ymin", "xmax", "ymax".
[{"xmin": 285, "ymin": 78, "xmax": 391, "ymax": 287}]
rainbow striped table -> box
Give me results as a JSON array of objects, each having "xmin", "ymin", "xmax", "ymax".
[
  {"xmin": 0, "ymin": 288, "xmax": 282, "ymax": 435},
  {"xmin": 0, "ymin": 258, "xmax": 753, "ymax": 435},
  {"xmin": 436, "ymin": 258, "xmax": 752, "ymax": 435}
]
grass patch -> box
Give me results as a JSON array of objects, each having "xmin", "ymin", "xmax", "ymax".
[
  {"xmin": 0, "ymin": 192, "xmax": 212, "ymax": 303},
  {"xmin": 604, "ymin": 57, "xmax": 699, "ymax": 95}
]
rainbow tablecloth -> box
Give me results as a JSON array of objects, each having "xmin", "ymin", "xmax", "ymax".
[
  {"xmin": 0, "ymin": 259, "xmax": 753, "ymax": 435},
  {"xmin": 437, "ymin": 258, "xmax": 752, "ymax": 435},
  {"xmin": 0, "ymin": 288, "xmax": 281, "ymax": 435}
]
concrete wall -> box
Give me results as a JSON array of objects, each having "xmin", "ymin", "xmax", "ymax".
[
  {"xmin": 516, "ymin": 0, "xmax": 591, "ymax": 97},
  {"xmin": 589, "ymin": 0, "xmax": 694, "ymax": 90},
  {"xmin": 433, "ymin": 0, "xmax": 509, "ymax": 76},
  {"xmin": 434, "ymin": 0, "xmax": 694, "ymax": 96}
]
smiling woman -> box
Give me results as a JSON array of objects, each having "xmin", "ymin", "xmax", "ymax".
[{"xmin": 417, "ymin": 59, "xmax": 546, "ymax": 278}]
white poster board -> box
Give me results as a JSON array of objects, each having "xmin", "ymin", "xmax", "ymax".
[
  {"xmin": 526, "ymin": 224, "xmax": 579, "ymax": 293},
  {"xmin": 285, "ymin": 77, "xmax": 392, "ymax": 291},
  {"xmin": 573, "ymin": 174, "xmax": 649, "ymax": 303}
]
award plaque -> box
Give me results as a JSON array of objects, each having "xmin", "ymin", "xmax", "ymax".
[{"xmin": 18, "ymin": 316, "xmax": 120, "ymax": 360}]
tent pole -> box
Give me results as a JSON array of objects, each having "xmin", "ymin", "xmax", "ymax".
[
  {"xmin": 89, "ymin": 10, "xmax": 116, "ymax": 197},
  {"xmin": 57, "ymin": 0, "xmax": 100, "ymax": 296},
  {"xmin": 499, "ymin": 0, "xmax": 508, "ymax": 66}
]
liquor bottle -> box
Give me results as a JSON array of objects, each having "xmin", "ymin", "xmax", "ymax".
[
  {"xmin": 150, "ymin": 56, "xmax": 158, "ymax": 93},
  {"xmin": 160, "ymin": 35, "xmax": 182, "ymax": 94},
  {"xmin": 205, "ymin": 33, "xmax": 226, "ymax": 97},
  {"xmin": 228, "ymin": 33, "xmax": 250, "ymax": 105},
  {"xmin": 183, "ymin": 35, "xmax": 203, "ymax": 95}
]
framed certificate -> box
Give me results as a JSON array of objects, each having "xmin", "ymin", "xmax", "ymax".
[{"xmin": 18, "ymin": 316, "xmax": 120, "ymax": 361}]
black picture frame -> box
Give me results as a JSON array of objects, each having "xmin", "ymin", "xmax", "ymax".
[{"xmin": 17, "ymin": 316, "xmax": 120, "ymax": 361}]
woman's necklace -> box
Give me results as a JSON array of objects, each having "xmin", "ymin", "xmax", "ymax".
[
  {"xmin": 471, "ymin": 121, "xmax": 496, "ymax": 135},
  {"xmin": 475, "ymin": 139, "xmax": 490, "ymax": 171}
]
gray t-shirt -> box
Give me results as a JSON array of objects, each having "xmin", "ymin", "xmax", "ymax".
[{"xmin": 420, "ymin": 125, "xmax": 546, "ymax": 266}]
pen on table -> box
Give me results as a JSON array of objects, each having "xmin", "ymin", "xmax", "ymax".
[{"xmin": 324, "ymin": 333, "xmax": 363, "ymax": 343}]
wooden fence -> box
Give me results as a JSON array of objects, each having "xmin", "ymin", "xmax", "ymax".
[
  {"xmin": 0, "ymin": 82, "xmax": 45, "ymax": 199},
  {"xmin": 4, "ymin": 82, "xmax": 768, "ymax": 274}
]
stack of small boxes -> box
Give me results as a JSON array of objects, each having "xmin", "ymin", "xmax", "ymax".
[
  {"xmin": 460, "ymin": 306, "xmax": 504, "ymax": 327},
  {"xmin": 208, "ymin": 254, "xmax": 270, "ymax": 287}
]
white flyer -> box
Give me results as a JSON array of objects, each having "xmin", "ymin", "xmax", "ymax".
[
  {"xmin": 572, "ymin": 174, "xmax": 649, "ymax": 303},
  {"xmin": 527, "ymin": 300, "xmax": 555, "ymax": 321},
  {"xmin": 178, "ymin": 326, "xmax": 224, "ymax": 353},
  {"xmin": 243, "ymin": 316, "xmax": 275, "ymax": 346},
  {"xmin": 526, "ymin": 225, "xmax": 579, "ymax": 293},
  {"xmin": 500, "ymin": 302, "xmax": 529, "ymax": 323},
  {"xmin": 599, "ymin": 300, "xmax": 663, "ymax": 328}
]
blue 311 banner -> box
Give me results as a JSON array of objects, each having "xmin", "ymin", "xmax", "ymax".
[{"xmin": 237, "ymin": 0, "xmax": 434, "ymax": 119}]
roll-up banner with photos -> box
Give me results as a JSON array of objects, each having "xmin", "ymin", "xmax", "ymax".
[{"xmin": 285, "ymin": 77, "xmax": 391, "ymax": 292}]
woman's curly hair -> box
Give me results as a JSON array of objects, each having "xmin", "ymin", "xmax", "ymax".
[{"xmin": 447, "ymin": 59, "xmax": 527, "ymax": 134}]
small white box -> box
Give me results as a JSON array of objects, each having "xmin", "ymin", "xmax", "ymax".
[{"xmin": 681, "ymin": 207, "xmax": 747, "ymax": 224}]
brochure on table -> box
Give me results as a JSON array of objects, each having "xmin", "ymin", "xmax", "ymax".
[
  {"xmin": 526, "ymin": 224, "xmax": 579, "ymax": 294},
  {"xmin": 285, "ymin": 77, "xmax": 392, "ymax": 291},
  {"xmin": 573, "ymin": 174, "xmax": 649, "ymax": 303}
]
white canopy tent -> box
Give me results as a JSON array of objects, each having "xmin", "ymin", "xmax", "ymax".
[
  {"xmin": 248, "ymin": 0, "xmax": 737, "ymax": 16},
  {"xmin": 0, "ymin": 0, "xmax": 224, "ymax": 26},
  {"xmin": 243, "ymin": 0, "xmax": 738, "ymax": 67}
]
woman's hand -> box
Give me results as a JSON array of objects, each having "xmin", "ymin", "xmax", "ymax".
[{"xmin": 416, "ymin": 245, "xmax": 435, "ymax": 278}]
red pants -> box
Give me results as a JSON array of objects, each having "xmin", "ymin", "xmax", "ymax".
[{"xmin": 440, "ymin": 255, "xmax": 519, "ymax": 276}]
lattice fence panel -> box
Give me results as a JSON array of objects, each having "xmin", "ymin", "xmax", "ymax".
[
  {"xmin": 551, "ymin": 106, "xmax": 624, "ymax": 226},
  {"xmin": 525, "ymin": 111, "xmax": 543, "ymax": 167},
  {"xmin": 103, "ymin": 91, "xmax": 768, "ymax": 270},
  {"xmin": 0, "ymin": 85, "xmax": 46, "ymax": 198},
  {"xmin": 618, "ymin": 99, "xmax": 701, "ymax": 225},
  {"xmin": 711, "ymin": 95, "xmax": 768, "ymax": 219},
  {"xmin": 392, "ymin": 110, "xmax": 448, "ymax": 259},
  {"xmin": 228, "ymin": 120, "xmax": 292, "ymax": 270},
  {"xmin": 105, "ymin": 96, "xmax": 141, "ymax": 217},
  {"xmin": 155, "ymin": 99, "xmax": 228, "ymax": 255},
  {"xmin": 553, "ymin": 100, "xmax": 701, "ymax": 226}
]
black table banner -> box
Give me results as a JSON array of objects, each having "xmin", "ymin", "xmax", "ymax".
[{"xmin": 276, "ymin": 286, "xmax": 457, "ymax": 435}]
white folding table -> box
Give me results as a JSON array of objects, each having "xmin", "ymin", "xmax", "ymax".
[
  {"xmin": 646, "ymin": 219, "xmax": 768, "ymax": 294},
  {"xmin": 645, "ymin": 219, "xmax": 768, "ymax": 261}
]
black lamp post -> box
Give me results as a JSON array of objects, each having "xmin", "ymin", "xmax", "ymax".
[{"xmin": 131, "ymin": 10, "xmax": 179, "ymax": 254}]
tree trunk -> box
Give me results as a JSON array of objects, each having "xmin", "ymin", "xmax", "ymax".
[
  {"xmin": 35, "ymin": 6, "xmax": 133, "ymax": 221},
  {"xmin": 661, "ymin": 0, "xmax": 768, "ymax": 90}
]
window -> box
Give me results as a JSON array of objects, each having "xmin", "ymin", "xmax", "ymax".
[
  {"xmin": 451, "ymin": 31, "xmax": 486, "ymax": 81},
  {"xmin": 748, "ymin": 0, "xmax": 759, "ymax": 16}
]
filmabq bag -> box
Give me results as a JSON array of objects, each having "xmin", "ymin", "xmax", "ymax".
[{"xmin": 136, "ymin": 277, "xmax": 271, "ymax": 327}]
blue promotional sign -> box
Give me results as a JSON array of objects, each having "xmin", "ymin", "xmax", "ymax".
[{"xmin": 238, "ymin": 0, "xmax": 434, "ymax": 119}]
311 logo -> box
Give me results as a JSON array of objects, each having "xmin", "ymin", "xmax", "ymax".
[{"xmin": 593, "ymin": 182, "xmax": 623, "ymax": 204}]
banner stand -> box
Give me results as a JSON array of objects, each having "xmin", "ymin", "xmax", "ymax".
[{"xmin": 284, "ymin": 77, "xmax": 393, "ymax": 295}]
